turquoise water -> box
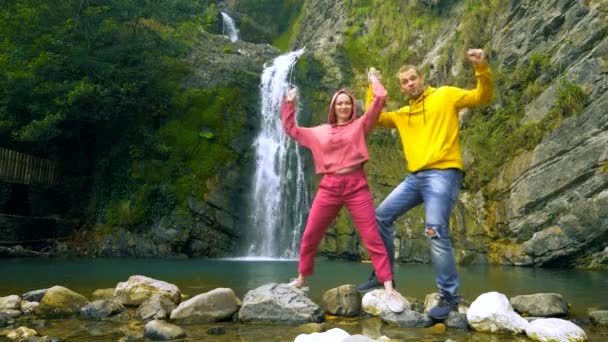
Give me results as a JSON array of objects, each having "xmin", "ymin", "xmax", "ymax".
[{"xmin": 1, "ymin": 257, "xmax": 607, "ymax": 314}]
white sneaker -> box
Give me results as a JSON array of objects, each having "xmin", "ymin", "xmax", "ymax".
[{"xmin": 383, "ymin": 291, "xmax": 405, "ymax": 313}]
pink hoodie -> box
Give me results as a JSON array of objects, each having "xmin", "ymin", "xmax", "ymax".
[{"xmin": 281, "ymin": 78, "xmax": 387, "ymax": 174}]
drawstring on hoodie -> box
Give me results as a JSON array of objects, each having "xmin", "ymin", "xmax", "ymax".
[{"xmin": 407, "ymin": 93, "xmax": 426, "ymax": 126}]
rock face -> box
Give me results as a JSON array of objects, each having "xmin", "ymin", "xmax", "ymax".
[
  {"xmin": 23, "ymin": 0, "xmax": 602, "ymax": 264},
  {"xmin": 288, "ymin": 0, "xmax": 608, "ymax": 268},
  {"xmin": 70, "ymin": 27, "xmax": 281, "ymax": 259},
  {"xmin": 238, "ymin": 283, "xmax": 324, "ymax": 325},
  {"xmin": 459, "ymin": 0, "xmax": 608, "ymax": 268},
  {"xmin": 292, "ymin": 0, "xmax": 350, "ymax": 90}
]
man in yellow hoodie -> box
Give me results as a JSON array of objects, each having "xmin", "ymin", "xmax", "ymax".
[{"xmin": 358, "ymin": 49, "xmax": 493, "ymax": 320}]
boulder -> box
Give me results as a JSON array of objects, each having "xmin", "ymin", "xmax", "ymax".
[
  {"xmin": 238, "ymin": 283, "xmax": 324, "ymax": 324},
  {"xmin": 21, "ymin": 290, "xmax": 47, "ymax": 302},
  {"xmin": 91, "ymin": 288, "xmax": 116, "ymax": 301},
  {"xmin": 294, "ymin": 328, "xmax": 350, "ymax": 342},
  {"xmin": 525, "ymin": 318, "xmax": 587, "ymax": 342},
  {"xmin": 589, "ymin": 310, "xmax": 608, "ymax": 326},
  {"xmin": 114, "ymin": 275, "xmax": 180, "ymax": 306},
  {"xmin": 361, "ymin": 289, "xmax": 410, "ymax": 316},
  {"xmin": 170, "ymin": 288, "xmax": 237, "ymax": 324},
  {"xmin": 135, "ymin": 294, "xmax": 177, "ymax": 322},
  {"xmin": 0, "ymin": 295, "xmax": 21, "ymax": 311},
  {"xmin": 0, "ymin": 309, "xmax": 21, "ymax": 318},
  {"xmin": 144, "ymin": 319, "xmax": 186, "ymax": 341},
  {"xmin": 34, "ymin": 286, "xmax": 88, "ymax": 317},
  {"xmin": 20, "ymin": 301, "xmax": 39, "ymax": 315},
  {"xmin": 444, "ymin": 311, "xmax": 470, "ymax": 330},
  {"xmin": 379, "ymin": 309, "xmax": 433, "ymax": 328},
  {"xmin": 466, "ymin": 292, "xmax": 529, "ymax": 334},
  {"xmin": 321, "ymin": 285, "xmax": 361, "ymax": 317},
  {"xmin": 80, "ymin": 299, "xmax": 129, "ymax": 321},
  {"xmin": 510, "ymin": 293, "xmax": 568, "ymax": 317}
]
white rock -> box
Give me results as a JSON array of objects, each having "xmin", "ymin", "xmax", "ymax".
[
  {"xmin": 525, "ymin": 318, "xmax": 587, "ymax": 342},
  {"xmin": 466, "ymin": 291, "xmax": 529, "ymax": 334},
  {"xmin": 362, "ymin": 289, "xmax": 410, "ymax": 316},
  {"xmin": 0, "ymin": 295, "xmax": 21, "ymax": 310},
  {"xmin": 294, "ymin": 328, "xmax": 350, "ymax": 342}
]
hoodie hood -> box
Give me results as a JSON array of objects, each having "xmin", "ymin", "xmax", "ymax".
[{"xmin": 328, "ymin": 88, "xmax": 357, "ymax": 125}]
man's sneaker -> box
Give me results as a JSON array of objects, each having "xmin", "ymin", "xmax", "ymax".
[
  {"xmin": 356, "ymin": 273, "xmax": 396, "ymax": 293},
  {"xmin": 383, "ymin": 291, "xmax": 406, "ymax": 313},
  {"xmin": 356, "ymin": 273, "xmax": 382, "ymax": 293},
  {"xmin": 428, "ymin": 295, "xmax": 460, "ymax": 320}
]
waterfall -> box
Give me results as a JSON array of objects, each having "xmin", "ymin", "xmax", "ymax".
[
  {"xmin": 220, "ymin": 12, "xmax": 239, "ymax": 42},
  {"xmin": 245, "ymin": 49, "xmax": 309, "ymax": 259}
]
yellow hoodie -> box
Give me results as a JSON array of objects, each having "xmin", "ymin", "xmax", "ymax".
[{"xmin": 366, "ymin": 64, "xmax": 493, "ymax": 172}]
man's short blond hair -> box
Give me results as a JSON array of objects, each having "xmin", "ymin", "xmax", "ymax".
[{"xmin": 397, "ymin": 65, "xmax": 421, "ymax": 77}]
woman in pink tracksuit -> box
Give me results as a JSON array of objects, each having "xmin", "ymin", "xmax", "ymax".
[{"xmin": 281, "ymin": 73, "xmax": 405, "ymax": 312}]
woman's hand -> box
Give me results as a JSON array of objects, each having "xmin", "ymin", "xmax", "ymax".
[
  {"xmin": 368, "ymin": 67, "xmax": 382, "ymax": 83},
  {"xmin": 286, "ymin": 87, "xmax": 298, "ymax": 103}
]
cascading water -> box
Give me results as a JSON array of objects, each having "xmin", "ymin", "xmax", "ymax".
[
  {"xmin": 220, "ymin": 12, "xmax": 239, "ymax": 42},
  {"xmin": 245, "ymin": 48, "xmax": 310, "ymax": 259}
]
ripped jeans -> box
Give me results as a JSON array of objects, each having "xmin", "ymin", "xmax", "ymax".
[{"xmin": 376, "ymin": 168, "xmax": 462, "ymax": 297}]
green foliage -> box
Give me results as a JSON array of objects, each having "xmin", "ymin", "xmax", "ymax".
[
  {"xmin": 554, "ymin": 78, "xmax": 588, "ymax": 118},
  {"xmin": 273, "ymin": 0, "xmax": 306, "ymax": 51},
  {"xmin": 201, "ymin": 3, "xmax": 219, "ymax": 32},
  {"xmin": 459, "ymin": 0, "xmax": 503, "ymax": 49},
  {"xmin": 233, "ymin": 0, "xmax": 304, "ymax": 44},
  {"xmin": 0, "ymin": 0, "xmax": 238, "ymax": 227},
  {"xmin": 602, "ymin": 161, "xmax": 608, "ymax": 175},
  {"xmin": 129, "ymin": 86, "xmax": 243, "ymax": 213},
  {"xmin": 511, "ymin": 53, "xmax": 554, "ymax": 90}
]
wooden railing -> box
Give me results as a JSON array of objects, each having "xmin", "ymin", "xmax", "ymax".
[{"xmin": 0, "ymin": 147, "xmax": 60, "ymax": 186}]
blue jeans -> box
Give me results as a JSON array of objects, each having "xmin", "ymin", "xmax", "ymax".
[{"xmin": 376, "ymin": 168, "xmax": 462, "ymax": 297}]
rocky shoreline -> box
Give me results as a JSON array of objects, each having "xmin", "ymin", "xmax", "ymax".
[{"xmin": 1, "ymin": 275, "xmax": 607, "ymax": 341}]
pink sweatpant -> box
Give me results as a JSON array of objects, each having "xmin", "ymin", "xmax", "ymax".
[{"xmin": 298, "ymin": 169, "xmax": 392, "ymax": 282}]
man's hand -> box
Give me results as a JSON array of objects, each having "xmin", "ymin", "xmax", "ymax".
[
  {"xmin": 286, "ymin": 87, "xmax": 298, "ymax": 102},
  {"xmin": 467, "ymin": 48, "xmax": 487, "ymax": 66}
]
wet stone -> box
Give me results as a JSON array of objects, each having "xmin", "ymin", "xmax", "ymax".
[
  {"xmin": 22, "ymin": 290, "xmax": 47, "ymax": 303},
  {"xmin": 207, "ymin": 326, "xmax": 226, "ymax": 335},
  {"xmin": 444, "ymin": 311, "xmax": 469, "ymax": 330}
]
